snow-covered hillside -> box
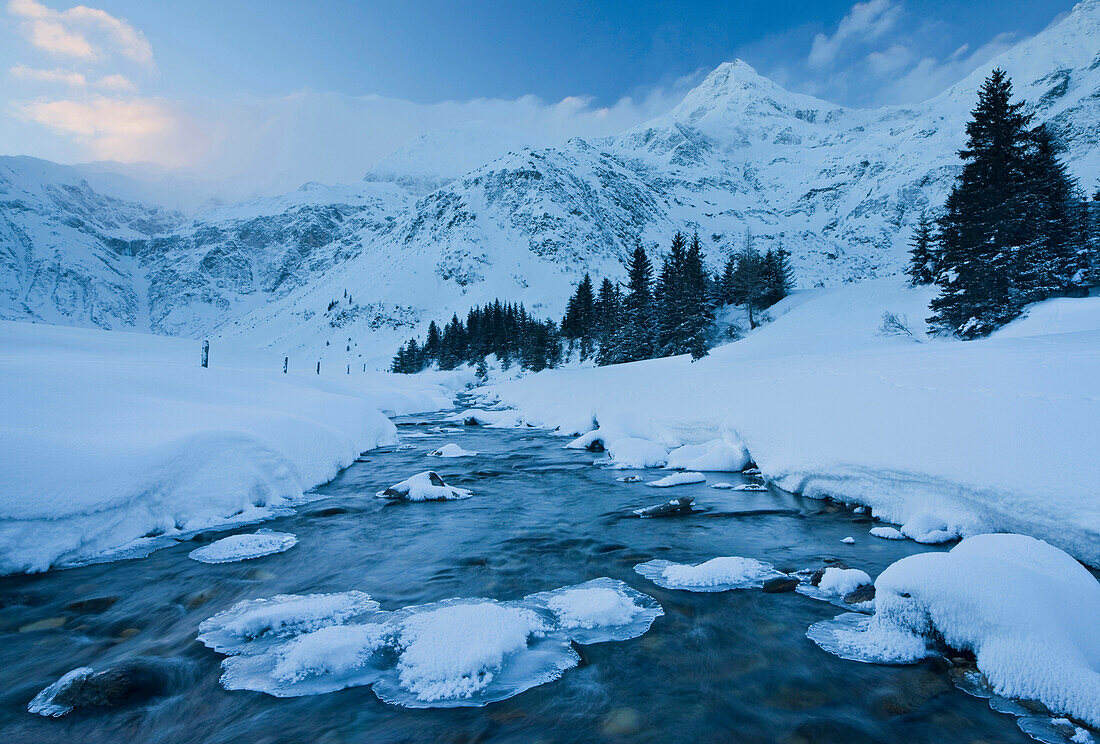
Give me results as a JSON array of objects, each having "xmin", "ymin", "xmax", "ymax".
[
  {"xmin": 1, "ymin": 0, "xmax": 1098, "ymax": 366},
  {"xmin": 483, "ymin": 282, "xmax": 1100, "ymax": 566}
]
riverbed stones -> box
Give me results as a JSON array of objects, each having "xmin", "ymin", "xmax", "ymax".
[
  {"xmin": 65, "ymin": 596, "xmax": 120, "ymax": 613},
  {"xmin": 50, "ymin": 661, "xmax": 171, "ymax": 710},
  {"xmin": 762, "ymin": 577, "xmax": 799, "ymax": 593},
  {"xmin": 843, "ymin": 584, "xmax": 876, "ymax": 604}
]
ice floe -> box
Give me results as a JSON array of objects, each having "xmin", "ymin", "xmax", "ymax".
[
  {"xmin": 806, "ymin": 534, "xmax": 1100, "ymax": 729},
  {"xmin": 644, "ymin": 472, "xmax": 705, "ymax": 488},
  {"xmin": 197, "ymin": 579, "xmax": 662, "ymax": 707},
  {"xmin": 188, "ymin": 530, "xmax": 298, "ymax": 564},
  {"xmin": 635, "ymin": 556, "xmax": 786, "ymax": 592},
  {"xmin": 377, "ymin": 472, "xmax": 472, "ymax": 501}
]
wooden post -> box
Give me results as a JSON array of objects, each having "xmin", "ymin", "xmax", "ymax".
[
  {"xmin": 363, "ymin": 364, "xmax": 366, "ymax": 372},
  {"xmin": 201, "ymin": 340, "xmax": 209, "ymax": 368},
  {"xmin": 346, "ymin": 364, "xmax": 350, "ymax": 374},
  {"xmin": 316, "ymin": 361, "xmax": 321, "ymax": 375},
  {"xmin": 283, "ymin": 356, "xmax": 288, "ymax": 374}
]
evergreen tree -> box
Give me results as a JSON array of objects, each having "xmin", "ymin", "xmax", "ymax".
[
  {"xmin": 906, "ymin": 212, "xmax": 938, "ymax": 286},
  {"xmin": 595, "ymin": 278, "xmax": 622, "ymax": 366},
  {"xmin": 423, "ymin": 321, "xmax": 442, "ymax": 365},
  {"xmin": 726, "ymin": 247, "xmax": 769, "ymax": 329},
  {"xmin": 683, "ymin": 233, "xmax": 712, "ymax": 360},
  {"xmin": 929, "ymin": 69, "xmax": 1035, "ymax": 338},
  {"xmin": 619, "ymin": 242, "xmax": 656, "ymax": 362},
  {"xmin": 760, "ymin": 247, "xmax": 793, "ymax": 307},
  {"xmin": 561, "ymin": 273, "xmax": 596, "ymax": 360},
  {"xmin": 656, "ymin": 232, "xmax": 689, "ymax": 355}
]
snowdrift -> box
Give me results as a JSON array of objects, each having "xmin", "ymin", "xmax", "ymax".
[
  {"xmin": 487, "ymin": 281, "xmax": 1100, "ymax": 565},
  {"xmin": 0, "ymin": 321, "xmax": 456, "ymax": 574}
]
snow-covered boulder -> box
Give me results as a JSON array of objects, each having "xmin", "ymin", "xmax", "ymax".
[
  {"xmin": 807, "ymin": 534, "xmax": 1100, "ymax": 728},
  {"xmin": 869, "ymin": 526, "xmax": 906, "ymax": 540},
  {"xmin": 632, "ymin": 496, "xmax": 695, "ymax": 518},
  {"xmin": 565, "ymin": 430, "xmax": 606, "ymax": 452},
  {"xmin": 188, "ymin": 530, "xmax": 298, "ymax": 564},
  {"xmin": 665, "ymin": 439, "xmax": 751, "ymax": 472},
  {"xmin": 377, "ymin": 472, "xmax": 472, "ymax": 502},
  {"xmin": 899, "ymin": 512, "xmax": 960, "ymax": 544},
  {"xmin": 635, "ymin": 556, "xmax": 786, "ymax": 592},
  {"xmin": 427, "ymin": 443, "xmax": 478, "ymax": 458}
]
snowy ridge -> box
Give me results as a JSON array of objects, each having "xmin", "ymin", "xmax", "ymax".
[{"xmin": 1, "ymin": 0, "xmax": 1098, "ymax": 364}]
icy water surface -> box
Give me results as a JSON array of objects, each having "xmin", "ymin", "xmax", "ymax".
[{"xmin": 0, "ymin": 411, "xmax": 1038, "ymax": 743}]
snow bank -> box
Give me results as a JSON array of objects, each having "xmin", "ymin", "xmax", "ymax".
[
  {"xmin": 376, "ymin": 472, "xmax": 472, "ymax": 502},
  {"xmin": 817, "ymin": 568, "xmax": 872, "ymax": 597},
  {"xmin": 870, "ymin": 526, "xmax": 906, "ymax": 540},
  {"xmin": 188, "ymin": 530, "xmax": 298, "ymax": 564},
  {"xmin": 635, "ymin": 556, "xmax": 786, "ymax": 592},
  {"xmin": 487, "ymin": 279, "xmax": 1100, "ymax": 565},
  {"xmin": 645, "ymin": 472, "xmax": 706, "ymax": 488},
  {"xmin": 808, "ymin": 534, "xmax": 1100, "ymax": 728},
  {"xmin": 604, "ymin": 438, "xmax": 669, "ymax": 469},
  {"xmin": 665, "ymin": 439, "xmax": 751, "ymax": 472},
  {"xmin": 198, "ymin": 578, "xmax": 662, "ymax": 706},
  {"xmin": 0, "ymin": 321, "xmax": 455, "ymax": 574}
]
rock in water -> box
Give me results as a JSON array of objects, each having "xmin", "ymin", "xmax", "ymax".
[
  {"xmin": 762, "ymin": 577, "xmax": 799, "ymax": 593},
  {"xmin": 29, "ymin": 661, "xmax": 176, "ymax": 716},
  {"xmin": 632, "ymin": 497, "xmax": 694, "ymax": 518},
  {"xmin": 844, "ymin": 584, "xmax": 876, "ymax": 604},
  {"xmin": 377, "ymin": 472, "xmax": 472, "ymax": 501}
]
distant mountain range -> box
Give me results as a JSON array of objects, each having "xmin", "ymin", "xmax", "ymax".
[{"xmin": 2, "ymin": 0, "xmax": 1098, "ymax": 366}]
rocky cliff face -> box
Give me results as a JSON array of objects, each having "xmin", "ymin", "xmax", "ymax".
[{"xmin": 1, "ymin": 0, "xmax": 1097, "ymax": 366}]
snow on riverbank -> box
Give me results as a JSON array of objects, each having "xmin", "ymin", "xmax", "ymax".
[
  {"xmin": 486, "ymin": 280, "xmax": 1100, "ymax": 565},
  {"xmin": 0, "ymin": 321, "xmax": 459, "ymax": 574}
]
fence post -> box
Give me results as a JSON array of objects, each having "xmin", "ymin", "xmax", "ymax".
[
  {"xmin": 283, "ymin": 356, "xmax": 288, "ymax": 374},
  {"xmin": 201, "ymin": 340, "xmax": 209, "ymax": 368},
  {"xmin": 316, "ymin": 361, "xmax": 320, "ymax": 375},
  {"xmin": 346, "ymin": 364, "xmax": 350, "ymax": 374}
]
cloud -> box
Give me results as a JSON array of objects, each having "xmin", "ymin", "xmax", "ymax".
[
  {"xmin": 808, "ymin": 0, "xmax": 900, "ymax": 69},
  {"xmin": 9, "ymin": 64, "xmax": 87, "ymax": 86},
  {"xmin": 7, "ymin": 0, "xmax": 153, "ymax": 65}
]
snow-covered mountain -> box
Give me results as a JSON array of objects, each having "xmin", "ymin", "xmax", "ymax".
[{"xmin": 2, "ymin": 0, "xmax": 1098, "ymax": 366}]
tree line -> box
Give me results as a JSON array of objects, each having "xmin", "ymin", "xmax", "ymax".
[
  {"xmin": 907, "ymin": 69, "xmax": 1098, "ymax": 338},
  {"xmin": 392, "ymin": 231, "xmax": 793, "ymax": 373}
]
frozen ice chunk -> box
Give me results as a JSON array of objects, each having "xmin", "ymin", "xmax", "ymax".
[
  {"xmin": 635, "ymin": 556, "xmax": 785, "ymax": 592},
  {"xmin": 645, "ymin": 472, "xmax": 705, "ymax": 488},
  {"xmin": 870, "ymin": 526, "xmax": 905, "ymax": 540},
  {"xmin": 665, "ymin": 439, "xmax": 751, "ymax": 472},
  {"xmin": 375, "ymin": 599, "xmax": 567, "ymax": 708},
  {"xmin": 807, "ymin": 612, "xmax": 931, "ymax": 664},
  {"xmin": 27, "ymin": 667, "xmax": 93, "ymax": 717},
  {"xmin": 524, "ymin": 578, "xmax": 663, "ymax": 644},
  {"xmin": 377, "ymin": 471, "xmax": 472, "ymax": 501},
  {"xmin": 617, "ymin": 475, "xmax": 644, "ymax": 483},
  {"xmin": 220, "ymin": 623, "xmax": 392, "ymax": 697},
  {"xmin": 188, "ymin": 530, "xmax": 298, "ymax": 564},
  {"xmin": 197, "ymin": 591, "xmax": 380, "ymax": 654},
  {"xmin": 731, "ymin": 483, "xmax": 767, "ymax": 492},
  {"xmin": 605, "ymin": 438, "xmax": 669, "ymax": 469},
  {"xmin": 428, "ymin": 443, "xmax": 478, "ymax": 458},
  {"xmin": 808, "ymin": 534, "xmax": 1100, "ymax": 728}
]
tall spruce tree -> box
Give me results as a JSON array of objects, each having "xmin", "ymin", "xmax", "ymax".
[
  {"xmin": 619, "ymin": 242, "xmax": 656, "ymax": 362},
  {"xmin": 683, "ymin": 233, "xmax": 712, "ymax": 360},
  {"xmin": 929, "ymin": 69, "xmax": 1035, "ymax": 338},
  {"xmin": 595, "ymin": 278, "xmax": 622, "ymax": 366},
  {"xmin": 656, "ymin": 232, "xmax": 689, "ymax": 355},
  {"xmin": 906, "ymin": 212, "xmax": 938, "ymax": 286}
]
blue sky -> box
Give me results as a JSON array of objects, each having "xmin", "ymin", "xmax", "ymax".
[{"xmin": 0, "ymin": 0, "xmax": 1077, "ymax": 188}]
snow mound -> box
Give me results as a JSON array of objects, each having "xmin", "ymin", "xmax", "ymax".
[
  {"xmin": 197, "ymin": 591, "xmax": 380, "ymax": 654},
  {"xmin": 377, "ymin": 472, "xmax": 472, "ymax": 502},
  {"xmin": 731, "ymin": 483, "xmax": 768, "ymax": 492},
  {"xmin": 806, "ymin": 568, "xmax": 873, "ymax": 599},
  {"xmin": 665, "ymin": 439, "xmax": 751, "ymax": 472},
  {"xmin": 870, "ymin": 526, "xmax": 906, "ymax": 540},
  {"xmin": 428, "ymin": 443, "xmax": 478, "ymax": 458},
  {"xmin": 644, "ymin": 472, "xmax": 705, "ymax": 488},
  {"xmin": 617, "ymin": 475, "xmax": 645, "ymax": 483},
  {"xmin": 188, "ymin": 530, "xmax": 298, "ymax": 564},
  {"xmin": 807, "ymin": 534, "xmax": 1100, "ymax": 728},
  {"xmin": 635, "ymin": 556, "xmax": 786, "ymax": 592},
  {"xmin": 199, "ymin": 579, "xmax": 662, "ymax": 707},
  {"xmin": 709, "ymin": 482, "xmax": 735, "ymax": 489},
  {"xmin": 565, "ymin": 430, "xmax": 605, "ymax": 450},
  {"xmin": 446, "ymin": 409, "xmax": 524, "ymax": 428},
  {"xmin": 900, "ymin": 511, "xmax": 960, "ymax": 544},
  {"xmin": 605, "ymin": 438, "xmax": 669, "ymax": 469}
]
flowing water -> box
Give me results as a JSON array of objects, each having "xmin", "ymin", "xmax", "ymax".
[{"xmin": 0, "ymin": 411, "xmax": 1037, "ymax": 743}]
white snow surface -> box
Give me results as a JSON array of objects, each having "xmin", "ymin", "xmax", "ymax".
[
  {"xmin": 188, "ymin": 530, "xmax": 298, "ymax": 564},
  {"xmin": 645, "ymin": 472, "xmax": 706, "ymax": 488},
  {"xmin": 604, "ymin": 438, "xmax": 670, "ymax": 469},
  {"xmin": 0, "ymin": 321, "xmax": 456, "ymax": 575},
  {"xmin": 665, "ymin": 439, "xmax": 751, "ymax": 472},
  {"xmin": 817, "ymin": 568, "xmax": 873, "ymax": 597},
  {"xmin": 870, "ymin": 526, "xmax": 906, "ymax": 540},
  {"xmin": 636, "ymin": 556, "xmax": 786, "ymax": 591},
  {"xmin": 808, "ymin": 534, "xmax": 1100, "ymax": 728},
  {"xmin": 199, "ymin": 578, "xmax": 662, "ymax": 706},
  {"xmin": 486, "ymin": 279, "xmax": 1100, "ymax": 566}
]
